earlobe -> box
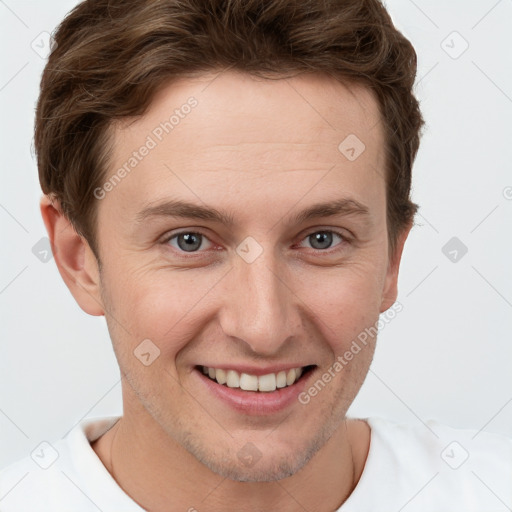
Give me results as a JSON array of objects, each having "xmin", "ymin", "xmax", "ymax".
[
  {"xmin": 380, "ymin": 224, "xmax": 412, "ymax": 313},
  {"xmin": 40, "ymin": 195, "xmax": 105, "ymax": 316}
]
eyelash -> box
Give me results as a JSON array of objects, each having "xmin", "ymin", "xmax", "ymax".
[{"xmin": 161, "ymin": 229, "xmax": 350, "ymax": 258}]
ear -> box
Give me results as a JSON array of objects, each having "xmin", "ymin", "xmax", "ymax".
[
  {"xmin": 40, "ymin": 195, "xmax": 105, "ymax": 316},
  {"xmin": 380, "ymin": 223, "xmax": 412, "ymax": 313}
]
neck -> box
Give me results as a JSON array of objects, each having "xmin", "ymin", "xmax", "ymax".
[{"xmin": 92, "ymin": 411, "xmax": 369, "ymax": 512}]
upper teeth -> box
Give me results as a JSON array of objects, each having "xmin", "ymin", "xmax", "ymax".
[{"xmin": 201, "ymin": 366, "xmax": 304, "ymax": 392}]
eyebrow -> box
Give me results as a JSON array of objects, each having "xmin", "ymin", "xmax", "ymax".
[{"xmin": 135, "ymin": 197, "xmax": 370, "ymax": 227}]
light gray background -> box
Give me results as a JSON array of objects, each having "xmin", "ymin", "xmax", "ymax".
[{"xmin": 1, "ymin": 0, "xmax": 511, "ymax": 470}]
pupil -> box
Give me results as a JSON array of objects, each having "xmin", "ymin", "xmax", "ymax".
[
  {"xmin": 178, "ymin": 233, "xmax": 201, "ymax": 252},
  {"xmin": 311, "ymin": 231, "xmax": 332, "ymax": 250}
]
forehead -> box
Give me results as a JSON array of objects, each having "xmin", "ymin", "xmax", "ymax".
[{"xmin": 102, "ymin": 71, "xmax": 386, "ymax": 223}]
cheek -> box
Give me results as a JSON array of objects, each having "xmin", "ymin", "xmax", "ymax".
[
  {"xmin": 101, "ymin": 241, "xmax": 388, "ymax": 362},
  {"xmin": 293, "ymin": 260, "xmax": 386, "ymax": 350},
  {"xmin": 102, "ymin": 265, "xmax": 227, "ymax": 356}
]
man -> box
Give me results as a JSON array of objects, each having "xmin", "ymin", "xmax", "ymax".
[{"xmin": 1, "ymin": 0, "xmax": 511, "ymax": 510}]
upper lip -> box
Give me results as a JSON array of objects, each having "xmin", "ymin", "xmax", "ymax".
[{"xmin": 198, "ymin": 364, "xmax": 313, "ymax": 376}]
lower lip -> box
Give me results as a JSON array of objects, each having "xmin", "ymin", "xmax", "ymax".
[{"xmin": 194, "ymin": 367, "xmax": 313, "ymax": 415}]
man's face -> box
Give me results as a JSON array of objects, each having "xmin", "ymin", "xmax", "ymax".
[{"xmin": 94, "ymin": 70, "xmax": 397, "ymax": 481}]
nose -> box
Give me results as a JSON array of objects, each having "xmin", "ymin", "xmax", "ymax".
[{"xmin": 218, "ymin": 246, "xmax": 301, "ymax": 356}]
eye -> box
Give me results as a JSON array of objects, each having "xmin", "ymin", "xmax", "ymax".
[
  {"xmin": 165, "ymin": 231, "xmax": 213, "ymax": 253},
  {"xmin": 163, "ymin": 228, "xmax": 348, "ymax": 256},
  {"xmin": 298, "ymin": 230, "xmax": 346, "ymax": 251}
]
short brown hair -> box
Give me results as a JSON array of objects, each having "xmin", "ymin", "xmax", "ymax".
[{"xmin": 35, "ymin": 0, "xmax": 424, "ymax": 259}]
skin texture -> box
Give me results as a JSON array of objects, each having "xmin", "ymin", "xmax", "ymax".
[{"xmin": 41, "ymin": 70, "xmax": 410, "ymax": 512}]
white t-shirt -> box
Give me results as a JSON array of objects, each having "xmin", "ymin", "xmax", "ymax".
[{"xmin": 1, "ymin": 415, "xmax": 511, "ymax": 511}]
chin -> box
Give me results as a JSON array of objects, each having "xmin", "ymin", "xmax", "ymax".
[
  {"xmin": 181, "ymin": 424, "xmax": 334, "ymax": 483},
  {"xmin": 200, "ymin": 451, "xmax": 310, "ymax": 483}
]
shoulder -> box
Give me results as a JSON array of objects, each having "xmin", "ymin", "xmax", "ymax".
[
  {"xmin": 367, "ymin": 415, "xmax": 512, "ymax": 469},
  {"xmin": 0, "ymin": 436, "xmax": 85, "ymax": 511},
  {"xmin": 343, "ymin": 416, "xmax": 512, "ymax": 511},
  {"xmin": 0, "ymin": 416, "xmax": 141, "ymax": 512}
]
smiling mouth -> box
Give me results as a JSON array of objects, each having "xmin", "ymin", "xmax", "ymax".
[{"xmin": 196, "ymin": 365, "xmax": 315, "ymax": 392}]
